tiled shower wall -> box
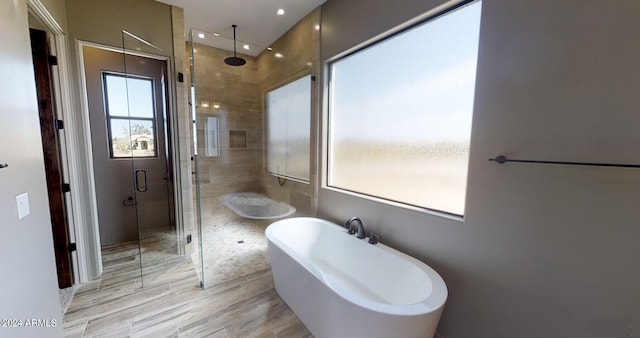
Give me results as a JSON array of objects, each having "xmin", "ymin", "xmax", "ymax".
[
  {"xmin": 190, "ymin": 45, "xmax": 263, "ymax": 224},
  {"xmin": 256, "ymin": 8, "xmax": 321, "ymax": 216},
  {"xmin": 188, "ymin": 6, "xmax": 321, "ymax": 223}
]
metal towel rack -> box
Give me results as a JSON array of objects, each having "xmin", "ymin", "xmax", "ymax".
[{"xmin": 489, "ymin": 155, "xmax": 640, "ymax": 169}]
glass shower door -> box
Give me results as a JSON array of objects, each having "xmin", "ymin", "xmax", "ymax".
[{"xmin": 120, "ymin": 30, "xmax": 182, "ymax": 287}]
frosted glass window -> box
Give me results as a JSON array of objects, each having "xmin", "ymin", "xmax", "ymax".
[
  {"xmin": 327, "ymin": 1, "xmax": 482, "ymax": 216},
  {"xmin": 266, "ymin": 75, "xmax": 311, "ymax": 182}
]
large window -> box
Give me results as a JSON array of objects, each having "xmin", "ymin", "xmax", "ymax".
[
  {"xmin": 266, "ymin": 75, "xmax": 312, "ymax": 182},
  {"xmin": 103, "ymin": 73, "xmax": 157, "ymax": 158},
  {"xmin": 327, "ymin": 1, "xmax": 482, "ymax": 216}
]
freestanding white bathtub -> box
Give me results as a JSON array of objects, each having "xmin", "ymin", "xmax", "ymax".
[{"xmin": 265, "ymin": 217, "xmax": 448, "ymax": 338}]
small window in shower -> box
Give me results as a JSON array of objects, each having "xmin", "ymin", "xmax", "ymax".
[
  {"xmin": 265, "ymin": 75, "xmax": 312, "ymax": 183},
  {"xmin": 327, "ymin": 0, "xmax": 482, "ymax": 216}
]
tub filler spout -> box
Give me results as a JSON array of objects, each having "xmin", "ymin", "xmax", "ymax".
[{"xmin": 345, "ymin": 216, "xmax": 365, "ymax": 239}]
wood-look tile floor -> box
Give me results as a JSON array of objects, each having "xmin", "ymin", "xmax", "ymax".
[{"xmin": 63, "ymin": 239, "xmax": 312, "ymax": 337}]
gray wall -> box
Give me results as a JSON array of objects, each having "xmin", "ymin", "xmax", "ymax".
[
  {"xmin": 66, "ymin": 0, "xmax": 174, "ymax": 57},
  {"xmin": 319, "ymin": 0, "xmax": 640, "ymax": 337},
  {"xmin": 0, "ymin": 0, "xmax": 64, "ymax": 336},
  {"xmin": 38, "ymin": 0, "xmax": 68, "ymax": 31}
]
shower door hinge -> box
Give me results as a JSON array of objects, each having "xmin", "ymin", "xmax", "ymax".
[
  {"xmin": 55, "ymin": 119, "xmax": 64, "ymax": 130},
  {"xmin": 48, "ymin": 55, "xmax": 58, "ymax": 66},
  {"xmin": 68, "ymin": 243, "xmax": 77, "ymax": 253},
  {"xmin": 62, "ymin": 183, "xmax": 71, "ymax": 193}
]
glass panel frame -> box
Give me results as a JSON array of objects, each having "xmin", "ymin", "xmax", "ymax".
[{"xmin": 188, "ymin": 29, "xmax": 205, "ymax": 289}]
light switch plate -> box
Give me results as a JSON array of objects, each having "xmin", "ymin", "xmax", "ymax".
[{"xmin": 16, "ymin": 192, "xmax": 30, "ymax": 220}]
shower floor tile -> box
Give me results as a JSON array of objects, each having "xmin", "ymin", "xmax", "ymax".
[{"xmin": 199, "ymin": 216, "xmax": 273, "ymax": 286}]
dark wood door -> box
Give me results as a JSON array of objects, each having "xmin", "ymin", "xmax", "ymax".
[{"xmin": 29, "ymin": 28, "xmax": 73, "ymax": 288}]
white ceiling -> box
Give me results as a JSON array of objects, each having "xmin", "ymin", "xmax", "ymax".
[{"xmin": 154, "ymin": 0, "xmax": 326, "ymax": 57}]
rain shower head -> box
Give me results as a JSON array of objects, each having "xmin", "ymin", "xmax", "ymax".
[
  {"xmin": 224, "ymin": 24, "xmax": 246, "ymax": 66},
  {"xmin": 224, "ymin": 56, "xmax": 246, "ymax": 66}
]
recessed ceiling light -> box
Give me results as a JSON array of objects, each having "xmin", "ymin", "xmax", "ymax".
[
  {"xmin": 267, "ymin": 47, "xmax": 273, "ymax": 51},
  {"xmin": 198, "ymin": 33, "xmax": 205, "ymax": 39},
  {"xmin": 213, "ymin": 33, "xmax": 220, "ymax": 37},
  {"xmin": 277, "ymin": 8, "xmax": 285, "ymax": 15},
  {"xmin": 243, "ymin": 44, "xmax": 250, "ymax": 50},
  {"xmin": 213, "ymin": 104, "xmax": 220, "ymax": 109},
  {"xmin": 275, "ymin": 52, "xmax": 283, "ymax": 58}
]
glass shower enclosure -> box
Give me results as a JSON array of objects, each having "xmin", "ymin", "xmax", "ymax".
[{"xmin": 187, "ymin": 14, "xmax": 320, "ymax": 289}]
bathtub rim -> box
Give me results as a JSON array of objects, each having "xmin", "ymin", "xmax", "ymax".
[{"xmin": 266, "ymin": 216, "xmax": 448, "ymax": 316}]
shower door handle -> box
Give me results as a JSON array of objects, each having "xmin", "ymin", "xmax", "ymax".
[
  {"xmin": 122, "ymin": 196, "xmax": 137, "ymax": 206},
  {"xmin": 135, "ymin": 169, "xmax": 148, "ymax": 192}
]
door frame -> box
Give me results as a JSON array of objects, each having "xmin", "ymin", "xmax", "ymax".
[
  {"xmin": 27, "ymin": 0, "xmax": 94, "ymax": 284},
  {"xmin": 77, "ymin": 40, "xmax": 185, "ymax": 266},
  {"xmin": 29, "ymin": 27, "xmax": 74, "ymax": 288},
  {"xmin": 27, "ymin": 1, "xmax": 186, "ymax": 284}
]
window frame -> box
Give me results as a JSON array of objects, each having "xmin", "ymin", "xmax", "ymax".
[
  {"xmin": 323, "ymin": 0, "xmax": 481, "ymax": 219},
  {"xmin": 102, "ymin": 72, "xmax": 159, "ymax": 159}
]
